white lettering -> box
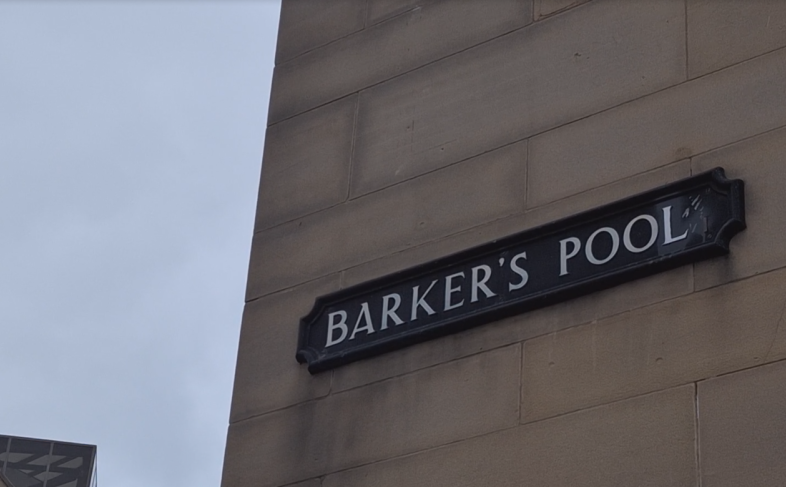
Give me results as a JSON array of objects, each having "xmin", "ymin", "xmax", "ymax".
[
  {"xmin": 662, "ymin": 205, "xmax": 688, "ymax": 245},
  {"xmin": 586, "ymin": 227, "xmax": 620, "ymax": 265},
  {"xmin": 380, "ymin": 293, "xmax": 403, "ymax": 330},
  {"xmin": 508, "ymin": 251, "xmax": 529, "ymax": 291},
  {"xmin": 325, "ymin": 311, "xmax": 348, "ymax": 347},
  {"xmin": 444, "ymin": 272, "xmax": 465, "ymax": 311},
  {"xmin": 349, "ymin": 302, "xmax": 375, "ymax": 340},
  {"xmin": 559, "ymin": 237, "xmax": 581, "ymax": 276},
  {"xmin": 471, "ymin": 265, "xmax": 496, "ymax": 303},
  {"xmin": 623, "ymin": 214, "xmax": 658, "ymax": 253},
  {"xmin": 411, "ymin": 280, "xmax": 438, "ymax": 321}
]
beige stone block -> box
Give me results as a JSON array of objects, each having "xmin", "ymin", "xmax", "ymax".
[
  {"xmin": 270, "ymin": 0, "xmax": 530, "ymax": 123},
  {"xmin": 256, "ymin": 96, "xmax": 356, "ymax": 231},
  {"xmin": 693, "ymin": 126, "xmax": 786, "ymax": 290},
  {"xmin": 246, "ymin": 141, "xmax": 526, "ymax": 300},
  {"xmin": 282, "ymin": 481, "xmax": 321, "ymax": 487},
  {"xmin": 522, "ymin": 267, "xmax": 786, "ymax": 423},
  {"xmin": 366, "ymin": 0, "xmax": 426, "ymax": 25},
  {"xmin": 351, "ymin": 0, "xmax": 685, "ymax": 197},
  {"xmin": 222, "ymin": 476, "xmax": 319, "ymax": 487},
  {"xmin": 521, "ymin": 160, "xmax": 693, "ymax": 232},
  {"xmin": 223, "ymin": 346, "xmax": 521, "ymax": 487},
  {"xmin": 688, "ymin": 0, "xmax": 786, "ymax": 78},
  {"xmin": 344, "ymin": 160, "xmax": 691, "ymax": 288},
  {"xmin": 230, "ymin": 275, "xmax": 339, "ymax": 423},
  {"xmin": 698, "ymin": 360, "xmax": 786, "ymax": 487},
  {"xmin": 535, "ymin": 0, "xmax": 589, "ymax": 20},
  {"xmin": 529, "ymin": 46, "xmax": 786, "ymax": 208},
  {"xmin": 325, "ymin": 385, "xmax": 697, "ymax": 487},
  {"xmin": 275, "ymin": 0, "xmax": 366, "ymax": 64}
]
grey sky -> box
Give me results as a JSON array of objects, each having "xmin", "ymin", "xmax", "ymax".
[{"xmin": 0, "ymin": 2, "xmax": 280, "ymax": 486}]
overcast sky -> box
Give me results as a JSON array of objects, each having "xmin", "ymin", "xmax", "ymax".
[{"xmin": 0, "ymin": 2, "xmax": 280, "ymax": 486}]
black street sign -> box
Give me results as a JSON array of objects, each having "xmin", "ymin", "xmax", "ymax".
[{"xmin": 296, "ymin": 168, "xmax": 745, "ymax": 373}]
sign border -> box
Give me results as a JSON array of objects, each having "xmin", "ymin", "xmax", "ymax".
[{"xmin": 297, "ymin": 167, "xmax": 745, "ymax": 373}]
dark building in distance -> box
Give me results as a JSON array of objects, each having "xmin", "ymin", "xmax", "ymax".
[{"xmin": 0, "ymin": 435, "xmax": 96, "ymax": 487}]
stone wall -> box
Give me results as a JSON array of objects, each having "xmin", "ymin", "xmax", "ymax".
[{"xmin": 222, "ymin": 1, "xmax": 786, "ymax": 486}]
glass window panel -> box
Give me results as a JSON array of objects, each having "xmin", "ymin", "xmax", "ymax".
[
  {"xmin": 49, "ymin": 443, "xmax": 95, "ymax": 487},
  {"xmin": 5, "ymin": 438, "xmax": 49, "ymax": 487}
]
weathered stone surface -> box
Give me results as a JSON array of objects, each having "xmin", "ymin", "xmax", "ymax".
[
  {"xmin": 351, "ymin": 0, "xmax": 685, "ymax": 197},
  {"xmin": 230, "ymin": 275, "xmax": 340, "ymax": 423},
  {"xmin": 270, "ymin": 0, "xmax": 530, "ymax": 123},
  {"xmin": 223, "ymin": 476, "xmax": 320, "ymax": 487},
  {"xmin": 343, "ymin": 160, "xmax": 690, "ymax": 289},
  {"xmin": 366, "ymin": 0, "xmax": 429, "ymax": 25},
  {"xmin": 247, "ymin": 141, "xmax": 526, "ymax": 300},
  {"xmin": 229, "ymin": 2, "xmax": 786, "ymax": 487},
  {"xmin": 256, "ymin": 96, "xmax": 356, "ymax": 231},
  {"xmin": 275, "ymin": 0, "xmax": 366, "ymax": 64},
  {"xmin": 693, "ymin": 126, "xmax": 786, "ymax": 290},
  {"xmin": 535, "ymin": 0, "xmax": 590, "ymax": 20},
  {"xmin": 284, "ymin": 481, "xmax": 321, "ymax": 487},
  {"xmin": 528, "ymin": 46, "xmax": 786, "ymax": 208},
  {"xmin": 522, "ymin": 267, "xmax": 786, "ymax": 423},
  {"xmin": 699, "ymin": 360, "xmax": 786, "ymax": 487},
  {"xmin": 526, "ymin": 160, "xmax": 695, "ymax": 228},
  {"xmin": 324, "ymin": 385, "xmax": 696, "ymax": 487},
  {"xmin": 688, "ymin": 0, "xmax": 786, "ymax": 78},
  {"xmin": 223, "ymin": 346, "xmax": 521, "ymax": 487}
]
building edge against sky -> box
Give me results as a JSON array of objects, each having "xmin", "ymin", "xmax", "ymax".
[{"xmin": 222, "ymin": 1, "xmax": 786, "ymax": 486}]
